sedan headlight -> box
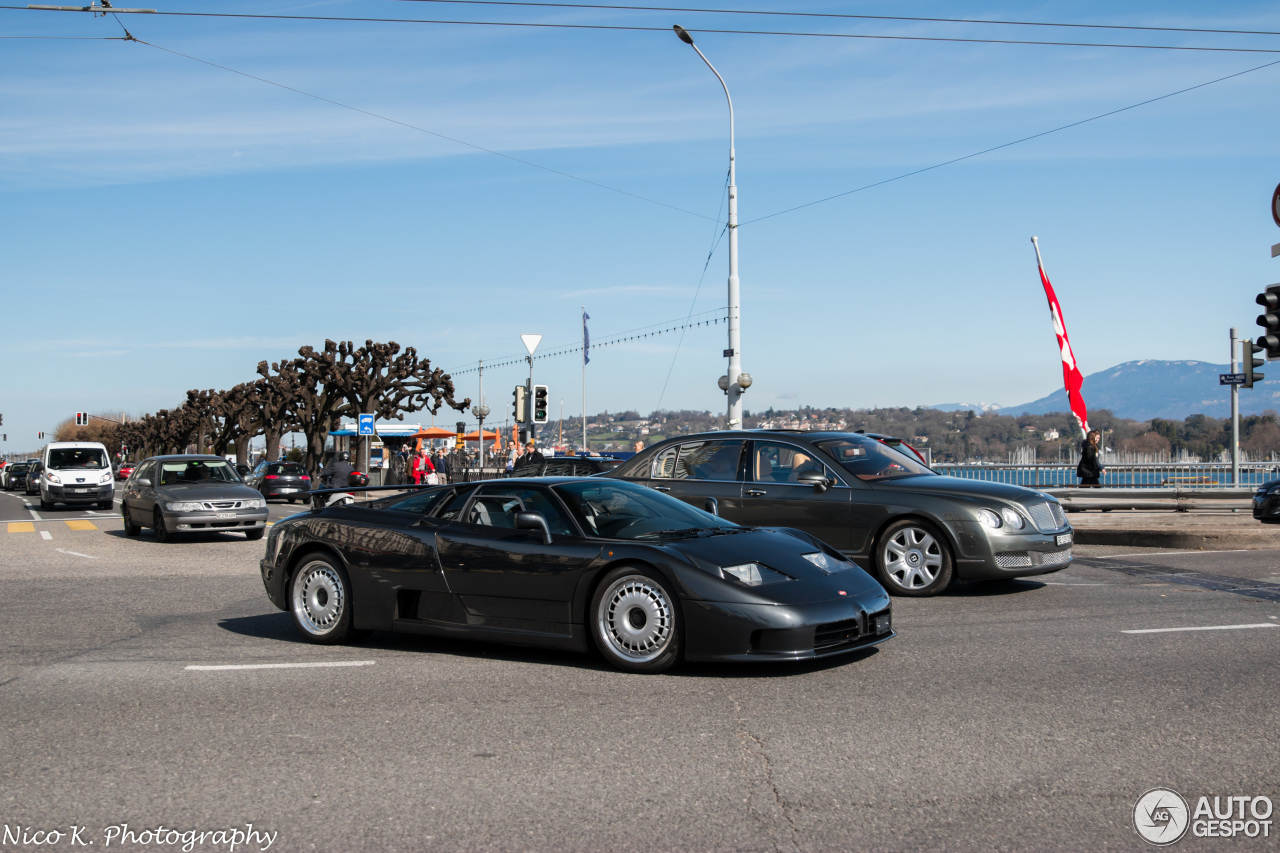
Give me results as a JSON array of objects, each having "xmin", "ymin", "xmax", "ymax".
[
  {"xmin": 976, "ymin": 508, "xmax": 1001, "ymax": 528},
  {"xmin": 45, "ymin": 472, "xmax": 61, "ymax": 484},
  {"xmin": 801, "ymin": 551, "xmax": 850, "ymax": 574},
  {"xmin": 999, "ymin": 508, "xmax": 1025, "ymax": 529},
  {"xmin": 165, "ymin": 501, "xmax": 205, "ymax": 512},
  {"xmin": 721, "ymin": 562, "xmax": 792, "ymax": 586},
  {"xmin": 242, "ymin": 498, "xmax": 266, "ymax": 509}
]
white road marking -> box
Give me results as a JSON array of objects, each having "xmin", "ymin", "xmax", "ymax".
[
  {"xmin": 185, "ymin": 661, "xmax": 377, "ymax": 671},
  {"xmin": 1122, "ymin": 623, "xmax": 1279, "ymax": 635},
  {"xmin": 39, "ymin": 531, "xmax": 52, "ymax": 540},
  {"xmin": 1041, "ymin": 581, "xmax": 1105, "ymax": 585},
  {"xmin": 27, "ymin": 506, "xmax": 43, "ymax": 521},
  {"xmin": 55, "ymin": 548, "xmax": 99, "ymax": 559}
]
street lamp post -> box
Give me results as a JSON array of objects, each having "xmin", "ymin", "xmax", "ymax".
[{"xmin": 674, "ymin": 24, "xmax": 746, "ymax": 427}]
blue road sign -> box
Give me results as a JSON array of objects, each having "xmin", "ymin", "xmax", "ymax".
[
  {"xmin": 1220, "ymin": 373, "xmax": 1246, "ymax": 385},
  {"xmin": 358, "ymin": 413, "xmax": 375, "ymax": 435}
]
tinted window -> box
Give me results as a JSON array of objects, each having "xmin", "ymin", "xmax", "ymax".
[
  {"xmin": 815, "ymin": 437, "xmax": 934, "ymax": 481},
  {"xmin": 553, "ymin": 480, "xmax": 737, "ymax": 540},
  {"xmin": 372, "ymin": 487, "xmax": 452, "ymax": 514},
  {"xmin": 751, "ymin": 441, "xmax": 836, "ymax": 484},
  {"xmin": 542, "ymin": 460, "xmax": 574, "ymax": 476},
  {"xmin": 269, "ymin": 463, "xmax": 307, "ymax": 475},
  {"xmin": 436, "ymin": 485, "xmax": 479, "ymax": 521},
  {"xmin": 467, "ymin": 485, "xmax": 575, "ymax": 535},
  {"xmin": 670, "ymin": 440, "xmax": 744, "ymax": 481}
]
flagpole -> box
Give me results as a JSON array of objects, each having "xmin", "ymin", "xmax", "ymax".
[
  {"xmin": 582, "ymin": 306, "xmax": 588, "ymax": 454},
  {"xmin": 1031, "ymin": 235, "xmax": 1045, "ymax": 270}
]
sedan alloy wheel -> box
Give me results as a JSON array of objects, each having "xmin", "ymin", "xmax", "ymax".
[{"xmin": 877, "ymin": 519, "xmax": 953, "ymax": 596}]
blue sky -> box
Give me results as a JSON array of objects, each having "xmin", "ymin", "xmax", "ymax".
[{"xmin": 4, "ymin": 1, "xmax": 1280, "ymax": 452}]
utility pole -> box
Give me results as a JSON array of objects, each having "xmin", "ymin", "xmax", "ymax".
[{"xmin": 1231, "ymin": 328, "xmax": 1240, "ymax": 483}]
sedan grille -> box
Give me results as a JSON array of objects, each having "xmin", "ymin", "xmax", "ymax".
[
  {"xmin": 995, "ymin": 551, "xmax": 1033, "ymax": 568},
  {"xmin": 1039, "ymin": 549, "xmax": 1073, "ymax": 567},
  {"xmin": 1025, "ymin": 501, "xmax": 1066, "ymax": 532},
  {"xmin": 200, "ymin": 500, "xmax": 245, "ymax": 510}
]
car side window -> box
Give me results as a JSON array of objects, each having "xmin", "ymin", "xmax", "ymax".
[
  {"xmin": 752, "ymin": 441, "xmax": 834, "ymax": 484},
  {"xmin": 136, "ymin": 461, "xmax": 156, "ymax": 483},
  {"xmin": 543, "ymin": 460, "xmax": 573, "ymax": 476},
  {"xmin": 670, "ymin": 440, "xmax": 745, "ymax": 482},
  {"xmin": 380, "ymin": 488, "xmax": 451, "ymax": 515},
  {"xmin": 436, "ymin": 486, "xmax": 478, "ymax": 522},
  {"xmin": 650, "ymin": 446, "xmax": 680, "ymax": 479},
  {"xmin": 466, "ymin": 485, "xmax": 575, "ymax": 536}
]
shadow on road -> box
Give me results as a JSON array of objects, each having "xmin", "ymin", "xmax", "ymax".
[
  {"xmin": 215, "ymin": 613, "xmax": 880, "ymax": 678},
  {"xmin": 949, "ymin": 578, "xmax": 1047, "ymax": 597}
]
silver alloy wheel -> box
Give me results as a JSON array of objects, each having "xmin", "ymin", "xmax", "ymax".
[
  {"xmin": 597, "ymin": 575, "xmax": 674, "ymax": 663},
  {"xmin": 882, "ymin": 525, "xmax": 943, "ymax": 591},
  {"xmin": 292, "ymin": 561, "xmax": 346, "ymax": 637}
]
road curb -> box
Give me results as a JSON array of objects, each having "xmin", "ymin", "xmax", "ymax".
[{"xmin": 1072, "ymin": 526, "xmax": 1280, "ymax": 550}]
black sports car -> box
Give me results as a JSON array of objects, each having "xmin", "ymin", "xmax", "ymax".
[{"xmin": 260, "ymin": 478, "xmax": 893, "ymax": 672}]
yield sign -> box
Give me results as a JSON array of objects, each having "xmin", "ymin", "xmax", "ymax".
[{"xmin": 520, "ymin": 334, "xmax": 542, "ymax": 356}]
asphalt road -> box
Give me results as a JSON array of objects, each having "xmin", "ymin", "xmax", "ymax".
[{"xmin": 1, "ymin": 495, "xmax": 1278, "ymax": 852}]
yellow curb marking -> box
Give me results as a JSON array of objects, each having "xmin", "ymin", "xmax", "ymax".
[
  {"xmin": 8, "ymin": 522, "xmax": 35, "ymax": 533},
  {"xmin": 65, "ymin": 520, "xmax": 98, "ymax": 531}
]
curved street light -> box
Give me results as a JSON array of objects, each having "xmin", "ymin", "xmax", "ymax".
[{"xmin": 674, "ymin": 24, "xmax": 746, "ymax": 427}]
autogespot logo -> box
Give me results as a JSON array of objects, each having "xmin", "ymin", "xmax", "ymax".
[{"xmin": 1135, "ymin": 788, "xmax": 1190, "ymax": 845}]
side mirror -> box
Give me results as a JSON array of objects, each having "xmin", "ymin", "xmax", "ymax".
[
  {"xmin": 514, "ymin": 511, "xmax": 552, "ymax": 545},
  {"xmin": 797, "ymin": 469, "xmax": 830, "ymax": 493},
  {"xmin": 704, "ymin": 496, "xmax": 719, "ymax": 516},
  {"xmin": 137, "ymin": 478, "xmax": 152, "ymax": 487}
]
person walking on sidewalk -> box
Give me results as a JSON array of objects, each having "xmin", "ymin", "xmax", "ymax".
[{"xmin": 1076, "ymin": 429, "xmax": 1104, "ymax": 486}]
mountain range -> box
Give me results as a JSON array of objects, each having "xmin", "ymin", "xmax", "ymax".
[{"xmin": 933, "ymin": 360, "xmax": 1280, "ymax": 421}]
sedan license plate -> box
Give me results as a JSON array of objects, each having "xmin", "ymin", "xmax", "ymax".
[
  {"xmin": 216, "ymin": 512, "xmax": 237, "ymax": 519},
  {"xmin": 278, "ymin": 488, "xmax": 297, "ymax": 493},
  {"xmin": 1056, "ymin": 532, "xmax": 1072, "ymax": 546}
]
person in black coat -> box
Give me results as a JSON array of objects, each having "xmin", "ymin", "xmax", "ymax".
[{"xmin": 1076, "ymin": 430, "xmax": 1104, "ymax": 486}]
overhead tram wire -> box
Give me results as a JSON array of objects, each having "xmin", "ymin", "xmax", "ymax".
[
  {"xmin": 745, "ymin": 55, "xmax": 1280, "ymax": 226},
  {"xmin": 106, "ymin": 37, "xmax": 715, "ymax": 223},
  {"xmin": 8, "ymin": 7, "xmax": 1280, "ymax": 54},
  {"xmin": 388, "ymin": 1, "xmax": 1280, "ymax": 40}
]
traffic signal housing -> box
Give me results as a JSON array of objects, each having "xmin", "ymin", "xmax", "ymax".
[
  {"xmin": 512, "ymin": 385, "xmax": 528, "ymax": 424},
  {"xmin": 532, "ymin": 385, "xmax": 549, "ymax": 424},
  {"xmin": 1256, "ymin": 284, "xmax": 1280, "ymax": 360},
  {"xmin": 75, "ymin": 412, "xmax": 88, "ymax": 426},
  {"xmin": 1244, "ymin": 340, "xmax": 1266, "ymax": 388}
]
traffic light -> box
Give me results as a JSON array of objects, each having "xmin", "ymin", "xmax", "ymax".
[
  {"xmin": 532, "ymin": 385, "xmax": 549, "ymax": 424},
  {"xmin": 37, "ymin": 431, "xmax": 45, "ymax": 440},
  {"xmin": 512, "ymin": 385, "xmax": 528, "ymax": 424},
  {"xmin": 1244, "ymin": 340, "xmax": 1266, "ymax": 388},
  {"xmin": 1256, "ymin": 284, "xmax": 1280, "ymax": 359},
  {"xmin": 455, "ymin": 421, "xmax": 466, "ymax": 451},
  {"xmin": 75, "ymin": 412, "xmax": 88, "ymax": 426}
]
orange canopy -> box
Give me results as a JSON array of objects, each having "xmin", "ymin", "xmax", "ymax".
[
  {"xmin": 414, "ymin": 426, "xmax": 456, "ymax": 438},
  {"xmin": 463, "ymin": 429, "xmax": 502, "ymax": 441}
]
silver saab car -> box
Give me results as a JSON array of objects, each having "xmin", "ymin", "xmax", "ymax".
[
  {"xmin": 606, "ymin": 430, "xmax": 1073, "ymax": 596},
  {"xmin": 121, "ymin": 455, "xmax": 268, "ymax": 542}
]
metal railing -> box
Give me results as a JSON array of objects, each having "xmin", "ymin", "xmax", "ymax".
[{"xmin": 932, "ymin": 462, "xmax": 1279, "ymax": 490}]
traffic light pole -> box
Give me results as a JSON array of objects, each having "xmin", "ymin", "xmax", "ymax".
[
  {"xmin": 1231, "ymin": 327, "xmax": 1240, "ymax": 484},
  {"xmin": 527, "ymin": 355, "xmax": 535, "ymax": 444}
]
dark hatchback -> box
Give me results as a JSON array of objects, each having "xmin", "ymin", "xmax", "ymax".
[
  {"xmin": 247, "ymin": 461, "xmax": 312, "ymax": 502},
  {"xmin": 261, "ymin": 477, "xmax": 893, "ymax": 672},
  {"xmin": 1252, "ymin": 479, "xmax": 1280, "ymax": 522},
  {"xmin": 606, "ymin": 430, "xmax": 1073, "ymax": 596},
  {"xmin": 510, "ymin": 456, "xmax": 623, "ymax": 478},
  {"xmin": 3, "ymin": 463, "xmax": 30, "ymax": 491}
]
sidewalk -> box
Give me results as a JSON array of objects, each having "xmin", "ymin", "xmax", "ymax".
[{"xmin": 1068, "ymin": 509, "xmax": 1280, "ymax": 550}]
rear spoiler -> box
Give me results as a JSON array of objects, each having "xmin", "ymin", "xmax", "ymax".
[{"xmin": 307, "ymin": 483, "xmax": 446, "ymax": 512}]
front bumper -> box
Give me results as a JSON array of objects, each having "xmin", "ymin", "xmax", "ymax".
[
  {"xmin": 166, "ymin": 509, "xmax": 268, "ymax": 533},
  {"xmin": 45, "ymin": 483, "xmax": 114, "ymax": 504},
  {"xmin": 1253, "ymin": 492, "xmax": 1280, "ymax": 521},
  {"xmin": 948, "ymin": 520, "xmax": 1074, "ymax": 581},
  {"xmin": 682, "ymin": 594, "xmax": 894, "ymax": 662}
]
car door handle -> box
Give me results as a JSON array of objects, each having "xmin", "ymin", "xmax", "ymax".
[
  {"xmin": 652, "ymin": 485, "xmax": 671, "ymax": 492},
  {"xmin": 746, "ymin": 488, "xmax": 767, "ymax": 496}
]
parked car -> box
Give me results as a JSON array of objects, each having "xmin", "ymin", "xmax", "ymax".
[
  {"xmin": 235, "ymin": 463, "xmax": 253, "ymax": 480},
  {"xmin": 3, "ymin": 462, "xmax": 31, "ymax": 491},
  {"xmin": 510, "ymin": 456, "xmax": 623, "ymax": 478},
  {"xmin": 1252, "ymin": 479, "xmax": 1280, "ymax": 522},
  {"xmin": 261, "ymin": 477, "xmax": 893, "ymax": 672},
  {"xmin": 115, "ymin": 461, "xmax": 137, "ymax": 481},
  {"xmin": 605, "ymin": 430, "xmax": 1073, "ymax": 597},
  {"xmin": 24, "ymin": 462, "xmax": 43, "ymax": 496},
  {"xmin": 121, "ymin": 455, "xmax": 268, "ymax": 542},
  {"xmin": 39, "ymin": 441, "xmax": 116, "ymax": 511},
  {"xmin": 247, "ymin": 461, "xmax": 312, "ymax": 502}
]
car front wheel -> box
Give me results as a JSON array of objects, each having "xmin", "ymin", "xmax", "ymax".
[
  {"xmin": 122, "ymin": 504, "xmax": 140, "ymax": 536},
  {"xmin": 153, "ymin": 509, "xmax": 172, "ymax": 543},
  {"xmin": 590, "ymin": 567, "xmax": 681, "ymax": 673},
  {"xmin": 290, "ymin": 555, "xmax": 356, "ymax": 644},
  {"xmin": 875, "ymin": 519, "xmax": 954, "ymax": 596}
]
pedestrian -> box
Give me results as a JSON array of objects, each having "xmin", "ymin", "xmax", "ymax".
[
  {"xmin": 633, "ymin": 440, "xmax": 644, "ymax": 455},
  {"xmin": 434, "ymin": 449, "xmax": 450, "ymax": 484},
  {"xmin": 523, "ymin": 440, "xmax": 544, "ymax": 467},
  {"xmin": 1076, "ymin": 429, "xmax": 1104, "ymax": 486},
  {"xmin": 412, "ymin": 448, "xmax": 435, "ymax": 485}
]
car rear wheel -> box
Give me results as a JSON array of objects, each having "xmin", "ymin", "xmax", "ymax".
[
  {"xmin": 121, "ymin": 504, "xmax": 140, "ymax": 536},
  {"xmin": 590, "ymin": 567, "xmax": 681, "ymax": 673},
  {"xmin": 153, "ymin": 509, "xmax": 172, "ymax": 543},
  {"xmin": 290, "ymin": 555, "xmax": 357, "ymax": 643},
  {"xmin": 875, "ymin": 519, "xmax": 953, "ymax": 596}
]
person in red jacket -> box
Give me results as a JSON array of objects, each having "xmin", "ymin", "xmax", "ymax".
[{"xmin": 412, "ymin": 448, "xmax": 435, "ymax": 485}]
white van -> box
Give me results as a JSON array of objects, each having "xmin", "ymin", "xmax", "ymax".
[{"xmin": 40, "ymin": 441, "xmax": 115, "ymax": 511}]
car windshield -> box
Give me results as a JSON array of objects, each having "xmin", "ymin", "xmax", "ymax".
[
  {"xmin": 270, "ymin": 463, "xmax": 307, "ymax": 475},
  {"xmin": 814, "ymin": 437, "xmax": 936, "ymax": 481},
  {"xmin": 158, "ymin": 460, "xmax": 239, "ymax": 485},
  {"xmin": 9, "ymin": 464, "xmax": 29, "ymax": 474},
  {"xmin": 553, "ymin": 480, "xmax": 741, "ymax": 540},
  {"xmin": 48, "ymin": 448, "xmax": 110, "ymax": 470}
]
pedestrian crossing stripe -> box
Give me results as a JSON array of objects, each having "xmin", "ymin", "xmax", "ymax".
[
  {"xmin": 8, "ymin": 522, "xmax": 34, "ymax": 533},
  {"xmin": 65, "ymin": 520, "xmax": 97, "ymax": 531}
]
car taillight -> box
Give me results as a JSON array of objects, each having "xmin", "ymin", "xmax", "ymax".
[
  {"xmin": 265, "ymin": 475, "xmax": 279, "ymax": 480},
  {"xmin": 300, "ymin": 475, "xmax": 310, "ymax": 480}
]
